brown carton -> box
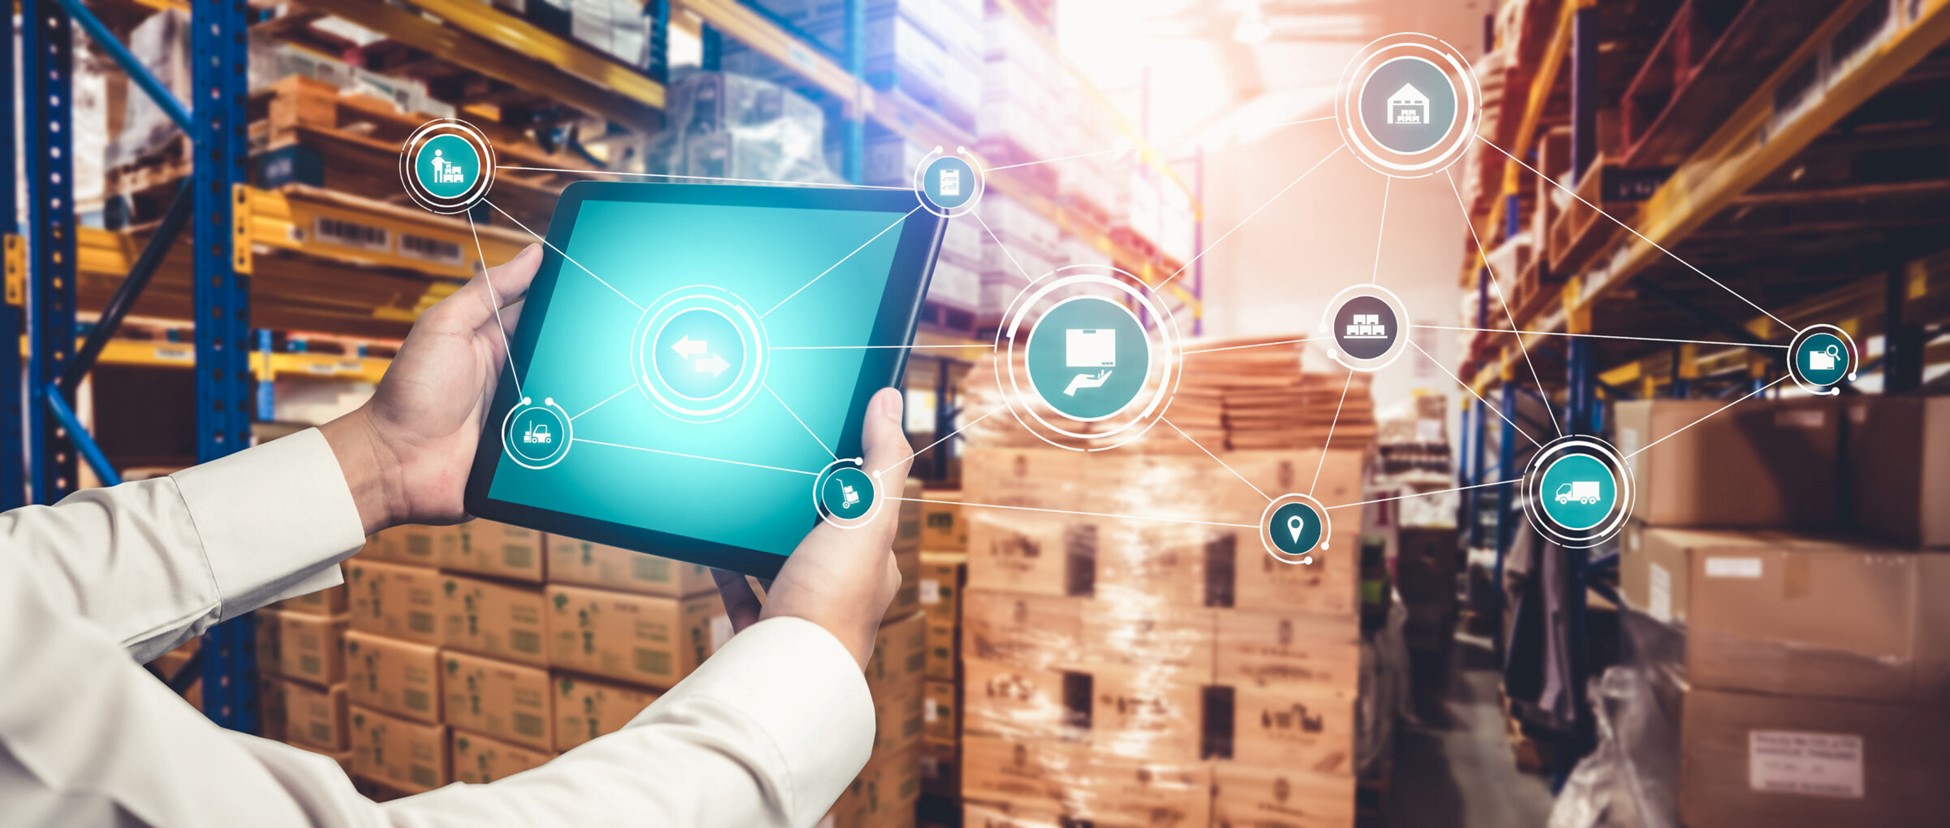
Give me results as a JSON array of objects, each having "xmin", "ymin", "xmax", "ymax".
[
  {"xmin": 962, "ymin": 801, "xmax": 1067, "ymax": 828},
  {"xmin": 450, "ymin": 730, "xmax": 554, "ymax": 785},
  {"xmin": 258, "ymin": 673, "xmax": 286, "ymax": 742},
  {"xmin": 545, "ymin": 585, "xmax": 728, "ymax": 687},
  {"xmin": 551, "ymin": 672, "xmax": 660, "ymax": 752},
  {"xmin": 1213, "ymin": 608, "xmax": 1362, "ymax": 690},
  {"xmin": 1679, "ymin": 687, "xmax": 1950, "ymax": 827},
  {"xmin": 1072, "ymin": 757, "xmax": 1210, "ymax": 827},
  {"xmin": 1081, "ymin": 600, "xmax": 1215, "ymax": 675},
  {"xmin": 344, "ymin": 630, "xmax": 441, "ymax": 724},
  {"xmin": 868, "ymin": 614, "xmax": 926, "ymax": 755},
  {"xmin": 923, "ymin": 680, "xmax": 959, "ymax": 745},
  {"xmin": 274, "ymin": 610, "xmax": 348, "ymax": 685},
  {"xmin": 1211, "ymin": 764, "xmax": 1357, "ymax": 828},
  {"xmin": 274, "ymin": 582, "xmax": 348, "ymax": 616},
  {"xmin": 449, "ymin": 520, "xmax": 546, "ymax": 583},
  {"xmin": 1210, "ymin": 682, "xmax": 1358, "ymax": 776},
  {"xmin": 960, "ymin": 734, "xmax": 1083, "ymax": 813},
  {"xmin": 442, "ymin": 651, "xmax": 553, "ymax": 751},
  {"xmin": 962, "ymin": 658, "xmax": 1084, "ymax": 741},
  {"xmin": 964, "ymin": 450, "xmax": 1089, "ymax": 597},
  {"xmin": 1686, "ymin": 532, "xmax": 1950, "ymax": 702},
  {"xmin": 827, "ymin": 745, "xmax": 922, "ymax": 828},
  {"xmin": 961, "ymin": 589, "xmax": 1083, "ymax": 668},
  {"xmin": 1845, "ymin": 396, "xmax": 1950, "ymax": 548},
  {"xmin": 1614, "ymin": 398, "xmax": 1840, "ymax": 528},
  {"xmin": 439, "ymin": 574, "xmax": 549, "ymax": 667},
  {"xmin": 1620, "ymin": 525, "xmax": 1700, "ymax": 624},
  {"xmin": 921, "ymin": 491, "xmax": 968, "ymax": 551},
  {"xmin": 924, "ymin": 612, "xmax": 960, "ymax": 682},
  {"xmin": 349, "ymin": 705, "xmax": 449, "ymax": 794},
  {"xmin": 347, "ymin": 559, "xmax": 442, "ymax": 646},
  {"xmin": 885, "ymin": 487, "xmax": 924, "ymax": 623},
  {"xmin": 920, "ymin": 552, "xmax": 966, "ymax": 624},
  {"xmin": 1088, "ymin": 664, "xmax": 1206, "ymax": 761},
  {"xmin": 282, "ymin": 680, "xmax": 349, "ymax": 751},
  {"xmin": 365, "ymin": 524, "xmax": 456, "ymax": 568},
  {"xmin": 544, "ymin": 537, "xmax": 717, "ymax": 597},
  {"xmin": 920, "ymin": 738, "xmax": 959, "ymax": 798}
]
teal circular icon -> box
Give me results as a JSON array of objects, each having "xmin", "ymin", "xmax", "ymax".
[
  {"xmin": 1794, "ymin": 331, "xmax": 1850, "ymax": 387},
  {"xmin": 415, "ymin": 133, "xmax": 479, "ymax": 199},
  {"xmin": 500, "ymin": 395, "xmax": 572, "ymax": 469},
  {"xmin": 1270, "ymin": 502, "xmax": 1324, "ymax": 557},
  {"xmin": 820, "ymin": 467, "xmax": 875, "ymax": 521},
  {"xmin": 654, "ymin": 308, "xmax": 748, "ymax": 402},
  {"xmin": 1538, "ymin": 453, "xmax": 1616, "ymax": 531},
  {"xmin": 1025, "ymin": 296, "xmax": 1151, "ymax": 422},
  {"xmin": 1359, "ymin": 56, "xmax": 1459, "ymax": 154}
]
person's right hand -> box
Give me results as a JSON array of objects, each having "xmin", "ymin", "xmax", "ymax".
[{"xmin": 713, "ymin": 387, "xmax": 912, "ymax": 669}]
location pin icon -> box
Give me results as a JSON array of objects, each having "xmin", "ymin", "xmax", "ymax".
[{"xmin": 1287, "ymin": 514, "xmax": 1305, "ymax": 545}]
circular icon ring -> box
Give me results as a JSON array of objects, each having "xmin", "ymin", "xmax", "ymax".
[
  {"xmin": 813, "ymin": 458, "xmax": 884, "ymax": 530},
  {"xmin": 1336, "ymin": 33, "xmax": 1481, "ymax": 178},
  {"xmin": 913, "ymin": 146, "xmax": 987, "ymax": 218},
  {"xmin": 399, "ymin": 118, "xmax": 497, "ymax": 214},
  {"xmin": 1520, "ymin": 435, "xmax": 1633, "ymax": 549},
  {"xmin": 1785, "ymin": 324, "xmax": 1859, "ymax": 396},
  {"xmin": 994, "ymin": 266, "xmax": 1183, "ymax": 451},
  {"xmin": 1261, "ymin": 493, "xmax": 1333, "ymax": 565},
  {"xmin": 1321, "ymin": 283, "xmax": 1412, "ymax": 372},
  {"xmin": 631, "ymin": 286, "xmax": 769, "ymax": 423},
  {"xmin": 501, "ymin": 395, "xmax": 573, "ymax": 469}
]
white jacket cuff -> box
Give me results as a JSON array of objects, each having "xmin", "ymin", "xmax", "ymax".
[{"xmin": 170, "ymin": 428, "xmax": 367, "ymax": 621}]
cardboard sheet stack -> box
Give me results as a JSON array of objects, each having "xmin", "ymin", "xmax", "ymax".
[
  {"xmin": 241, "ymin": 481, "xmax": 924, "ymax": 826},
  {"xmin": 954, "ymin": 335, "xmax": 1375, "ymax": 826}
]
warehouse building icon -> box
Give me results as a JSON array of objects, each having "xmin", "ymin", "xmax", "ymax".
[{"xmin": 1388, "ymin": 83, "xmax": 1429, "ymax": 125}]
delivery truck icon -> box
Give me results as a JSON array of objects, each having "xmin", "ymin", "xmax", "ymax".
[{"xmin": 1554, "ymin": 480, "xmax": 1600, "ymax": 506}]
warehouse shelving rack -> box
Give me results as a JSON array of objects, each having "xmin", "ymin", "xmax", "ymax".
[
  {"xmin": 1454, "ymin": 0, "xmax": 1950, "ymax": 785},
  {"xmin": 6, "ymin": 0, "xmax": 1206, "ymax": 715}
]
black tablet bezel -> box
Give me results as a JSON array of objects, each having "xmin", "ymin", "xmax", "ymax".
[{"xmin": 462, "ymin": 181, "xmax": 945, "ymax": 578}]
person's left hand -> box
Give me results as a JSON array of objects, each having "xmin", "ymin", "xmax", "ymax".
[{"xmin": 321, "ymin": 244, "xmax": 543, "ymax": 534}]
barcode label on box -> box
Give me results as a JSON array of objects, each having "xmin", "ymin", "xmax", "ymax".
[
  {"xmin": 314, "ymin": 216, "xmax": 390, "ymax": 253},
  {"xmin": 300, "ymin": 655, "xmax": 320, "ymax": 676},
  {"xmin": 635, "ymin": 648, "xmax": 672, "ymax": 677},
  {"xmin": 502, "ymin": 545, "xmax": 533, "ymax": 568},
  {"xmin": 411, "ymin": 764, "xmax": 438, "ymax": 788},
  {"xmin": 919, "ymin": 578, "xmax": 941, "ymax": 605},
  {"xmin": 512, "ymin": 630, "xmax": 542, "ymax": 654},
  {"xmin": 406, "ymin": 689, "xmax": 431, "ymax": 713},
  {"xmin": 398, "ymin": 233, "xmax": 463, "ymax": 266},
  {"xmin": 1750, "ymin": 730, "xmax": 1864, "ymax": 798},
  {"xmin": 1705, "ymin": 557, "xmax": 1763, "ymax": 579},
  {"xmin": 310, "ymin": 723, "xmax": 331, "ymax": 744},
  {"xmin": 409, "ymin": 612, "xmax": 436, "ymax": 633},
  {"xmin": 633, "ymin": 556, "xmax": 669, "ymax": 582},
  {"xmin": 515, "ymin": 713, "xmax": 545, "ymax": 738}
]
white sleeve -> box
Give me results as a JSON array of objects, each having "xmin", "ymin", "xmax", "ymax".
[
  {"xmin": 0, "ymin": 428, "xmax": 367, "ymax": 662},
  {"xmin": 0, "ymin": 545, "xmax": 872, "ymax": 828}
]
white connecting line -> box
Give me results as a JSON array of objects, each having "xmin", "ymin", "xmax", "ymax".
[
  {"xmin": 972, "ymin": 211, "xmax": 1036, "ymax": 283},
  {"xmin": 982, "ymin": 114, "xmax": 1337, "ymax": 173},
  {"xmin": 875, "ymin": 404, "xmax": 1006, "ymax": 477},
  {"xmin": 770, "ymin": 343, "xmax": 996, "ymax": 351},
  {"xmin": 570, "ymin": 385, "xmax": 634, "ymax": 421},
  {"xmin": 1162, "ymin": 417, "xmax": 1273, "ymax": 502},
  {"xmin": 761, "ymin": 206, "xmax": 920, "ymax": 318},
  {"xmin": 1370, "ymin": 176, "xmax": 1390, "ymax": 285},
  {"xmin": 1446, "ymin": 166, "xmax": 1562, "ymax": 438},
  {"xmin": 1410, "ymin": 338, "xmax": 1543, "ymax": 450},
  {"xmin": 1624, "ymin": 376, "xmax": 1790, "ymax": 460},
  {"xmin": 1311, "ymin": 370, "xmax": 1356, "ymax": 497},
  {"xmin": 465, "ymin": 212, "xmax": 524, "ymax": 399},
  {"xmin": 1182, "ymin": 336, "xmax": 1316, "ymax": 356},
  {"xmin": 1153, "ymin": 142, "xmax": 1346, "ymax": 294},
  {"xmin": 484, "ymin": 199, "xmax": 644, "ymax": 312},
  {"xmin": 1413, "ymin": 324, "xmax": 1790, "ymax": 350},
  {"xmin": 888, "ymin": 496, "xmax": 1259, "ymax": 530},
  {"xmin": 1328, "ymin": 478, "xmax": 1522, "ymax": 511},
  {"xmin": 496, "ymin": 165, "xmax": 912, "ymax": 191},
  {"xmin": 763, "ymin": 384, "xmax": 838, "ymax": 461}
]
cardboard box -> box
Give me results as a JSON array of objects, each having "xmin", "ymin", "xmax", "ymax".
[
  {"xmin": 962, "ymin": 801, "xmax": 1067, "ymax": 828},
  {"xmin": 886, "ymin": 529, "xmax": 923, "ymax": 625},
  {"xmin": 364, "ymin": 524, "xmax": 456, "ymax": 568},
  {"xmin": 920, "ymin": 738, "xmax": 959, "ymax": 798},
  {"xmin": 827, "ymin": 745, "xmax": 922, "ymax": 828},
  {"xmin": 1211, "ymin": 764, "xmax": 1358, "ymax": 828},
  {"xmin": 282, "ymin": 680, "xmax": 350, "ymax": 751},
  {"xmin": 1685, "ymin": 533, "xmax": 1950, "ymax": 702},
  {"xmin": 344, "ymin": 630, "xmax": 442, "ymax": 724},
  {"xmin": 921, "ymin": 554, "xmax": 964, "ymax": 680},
  {"xmin": 960, "ymin": 734, "xmax": 1081, "ymax": 813},
  {"xmin": 921, "ymin": 491, "xmax": 968, "ymax": 551},
  {"xmin": 1071, "ymin": 757, "xmax": 1210, "ymax": 827},
  {"xmin": 251, "ymin": 615, "xmax": 279, "ymax": 678},
  {"xmin": 258, "ymin": 673, "xmax": 286, "ymax": 742},
  {"xmin": 868, "ymin": 613, "xmax": 927, "ymax": 755},
  {"xmin": 1621, "ymin": 524, "xmax": 1695, "ymax": 624},
  {"xmin": 964, "ymin": 450, "xmax": 1088, "ymax": 596},
  {"xmin": 450, "ymin": 730, "xmax": 554, "ymax": 785},
  {"xmin": 274, "ymin": 610, "xmax": 348, "ymax": 685},
  {"xmin": 347, "ymin": 559, "xmax": 443, "ymax": 646},
  {"xmin": 1209, "ymin": 683, "xmax": 1358, "ymax": 776},
  {"xmin": 449, "ymin": 520, "xmax": 545, "ymax": 583},
  {"xmin": 961, "ymin": 589, "xmax": 1082, "ymax": 668},
  {"xmin": 1213, "ymin": 608, "xmax": 1363, "ymax": 691},
  {"xmin": 924, "ymin": 614, "xmax": 959, "ymax": 682},
  {"xmin": 275, "ymin": 582, "xmax": 348, "ymax": 616},
  {"xmin": 1614, "ymin": 398, "xmax": 1840, "ymax": 529},
  {"xmin": 1086, "ymin": 664, "xmax": 1206, "ymax": 761},
  {"xmin": 1845, "ymin": 396, "xmax": 1950, "ymax": 548},
  {"xmin": 349, "ymin": 705, "xmax": 449, "ymax": 794},
  {"xmin": 962, "ymin": 658, "xmax": 1085, "ymax": 741},
  {"xmin": 551, "ymin": 672, "xmax": 660, "ymax": 752},
  {"xmin": 440, "ymin": 574, "xmax": 548, "ymax": 667},
  {"xmin": 1679, "ymin": 687, "xmax": 1950, "ymax": 827},
  {"xmin": 545, "ymin": 585, "xmax": 728, "ymax": 687},
  {"xmin": 1080, "ymin": 600, "xmax": 1214, "ymax": 675},
  {"xmin": 544, "ymin": 537, "xmax": 718, "ymax": 597},
  {"xmin": 923, "ymin": 679, "xmax": 959, "ymax": 745},
  {"xmin": 442, "ymin": 651, "xmax": 553, "ymax": 751}
]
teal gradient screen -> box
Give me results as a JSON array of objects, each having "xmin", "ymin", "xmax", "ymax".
[{"xmin": 488, "ymin": 198, "xmax": 908, "ymax": 557}]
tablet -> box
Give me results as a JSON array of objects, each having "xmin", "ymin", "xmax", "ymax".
[{"xmin": 463, "ymin": 181, "xmax": 945, "ymax": 577}]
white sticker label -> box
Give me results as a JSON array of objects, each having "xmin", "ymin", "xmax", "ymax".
[
  {"xmin": 1776, "ymin": 409, "xmax": 1828, "ymax": 429},
  {"xmin": 1705, "ymin": 556, "xmax": 1764, "ymax": 579},
  {"xmin": 1649, "ymin": 563, "xmax": 1673, "ymax": 623},
  {"xmin": 1750, "ymin": 730, "xmax": 1864, "ymax": 799},
  {"xmin": 1618, "ymin": 427, "xmax": 1642, "ymax": 458},
  {"xmin": 919, "ymin": 578, "xmax": 941, "ymax": 605},
  {"xmin": 710, "ymin": 615, "xmax": 733, "ymax": 652},
  {"xmin": 924, "ymin": 698, "xmax": 939, "ymax": 723}
]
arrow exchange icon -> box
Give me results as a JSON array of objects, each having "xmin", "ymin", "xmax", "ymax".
[
  {"xmin": 671, "ymin": 335, "xmax": 708, "ymax": 359},
  {"xmin": 671, "ymin": 335, "xmax": 730, "ymax": 377}
]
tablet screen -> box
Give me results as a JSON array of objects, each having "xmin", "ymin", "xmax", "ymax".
[{"xmin": 481, "ymin": 190, "xmax": 927, "ymax": 561}]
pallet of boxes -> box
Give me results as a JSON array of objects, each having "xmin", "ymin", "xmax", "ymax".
[
  {"xmin": 258, "ymin": 580, "xmax": 354, "ymax": 774},
  {"xmin": 957, "ymin": 341, "xmax": 1373, "ymax": 827},
  {"xmin": 918, "ymin": 496, "xmax": 971, "ymax": 813},
  {"xmin": 1613, "ymin": 395, "xmax": 1950, "ymax": 826}
]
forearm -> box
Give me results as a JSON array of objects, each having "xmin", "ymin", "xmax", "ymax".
[{"xmin": 318, "ymin": 409, "xmax": 406, "ymax": 536}]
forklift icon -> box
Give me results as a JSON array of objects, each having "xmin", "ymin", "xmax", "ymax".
[{"xmin": 523, "ymin": 421, "xmax": 552, "ymax": 445}]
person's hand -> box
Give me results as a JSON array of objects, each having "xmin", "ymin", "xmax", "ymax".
[
  {"xmin": 713, "ymin": 388, "xmax": 913, "ymax": 669},
  {"xmin": 321, "ymin": 245, "xmax": 543, "ymax": 534}
]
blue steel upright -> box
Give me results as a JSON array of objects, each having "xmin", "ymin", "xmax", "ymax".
[
  {"xmin": 0, "ymin": 10, "xmax": 22, "ymax": 510},
  {"xmin": 193, "ymin": 0, "xmax": 261, "ymax": 734},
  {"xmin": 23, "ymin": 0, "xmax": 79, "ymax": 505}
]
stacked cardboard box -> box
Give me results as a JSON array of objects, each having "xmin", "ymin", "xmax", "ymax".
[
  {"xmin": 919, "ymin": 551, "xmax": 967, "ymax": 800},
  {"xmin": 1614, "ymin": 397, "xmax": 1950, "ymax": 826},
  {"xmin": 261, "ymin": 582, "xmax": 353, "ymax": 769},
  {"xmin": 957, "ymin": 342, "xmax": 1373, "ymax": 825}
]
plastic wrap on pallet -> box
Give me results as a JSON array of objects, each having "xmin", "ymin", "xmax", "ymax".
[
  {"xmin": 107, "ymin": 11, "xmax": 191, "ymax": 168},
  {"xmin": 645, "ymin": 71, "xmax": 841, "ymax": 184},
  {"xmin": 1546, "ymin": 610, "xmax": 1682, "ymax": 828}
]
